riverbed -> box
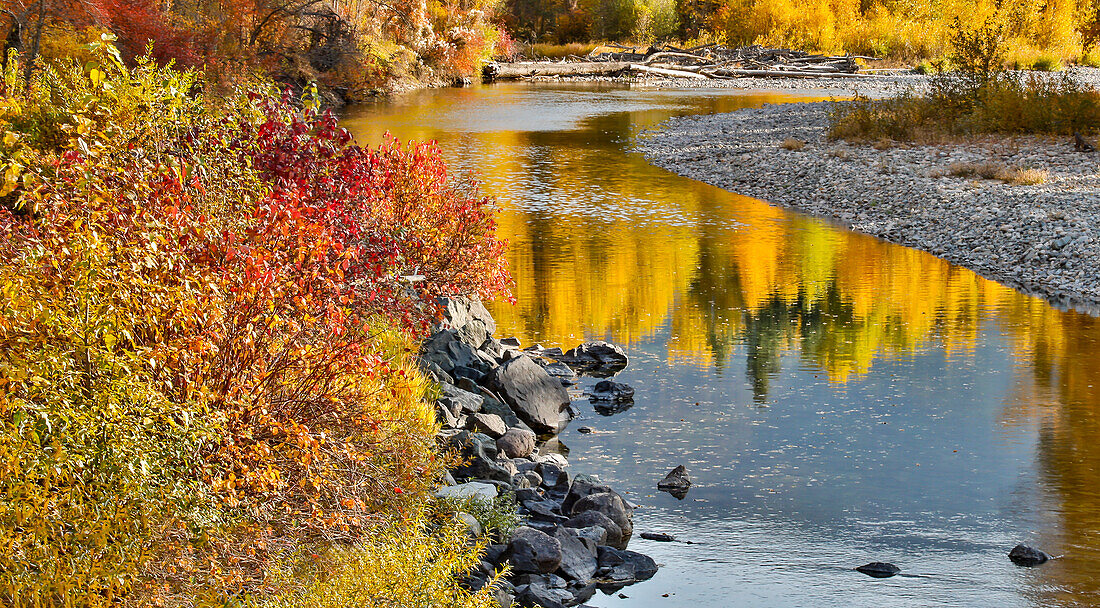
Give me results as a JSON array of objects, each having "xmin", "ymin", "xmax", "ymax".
[{"xmin": 343, "ymin": 82, "xmax": 1100, "ymax": 608}]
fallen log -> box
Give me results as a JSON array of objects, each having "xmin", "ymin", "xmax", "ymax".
[
  {"xmin": 713, "ymin": 68, "xmax": 894, "ymax": 79},
  {"xmin": 629, "ymin": 64, "xmax": 709, "ymax": 79},
  {"xmin": 485, "ymin": 61, "xmax": 630, "ymax": 80}
]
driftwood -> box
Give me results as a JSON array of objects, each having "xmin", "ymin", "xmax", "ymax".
[{"xmin": 484, "ymin": 43, "xmax": 883, "ymax": 82}]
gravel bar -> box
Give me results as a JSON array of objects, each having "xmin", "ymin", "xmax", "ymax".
[{"xmin": 637, "ymin": 100, "xmax": 1100, "ymax": 314}]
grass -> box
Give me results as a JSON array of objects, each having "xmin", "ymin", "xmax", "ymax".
[
  {"xmin": 532, "ymin": 42, "xmax": 599, "ymax": 59},
  {"xmin": 829, "ymin": 72, "xmax": 1100, "ymax": 141},
  {"xmin": 780, "ymin": 137, "xmax": 806, "ymax": 150},
  {"xmin": 946, "ymin": 161, "xmax": 1048, "ymax": 185},
  {"xmin": 1030, "ymin": 54, "xmax": 1063, "ymax": 72}
]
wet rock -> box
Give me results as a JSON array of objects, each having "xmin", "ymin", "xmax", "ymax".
[
  {"xmin": 497, "ymin": 427, "xmax": 538, "ymax": 459},
  {"xmin": 434, "ymin": 481, "xmax": 498, "ymax": 503},
  {"xmin": 560, "ymin": 341, "xmax": 629, "ymax": 377},
  {"xmin": 588, "ymin": 380, "xmax": 634, "ymax": 402},
  {"xmin": 577, "ymin": 426, "xmax": 594, "ymax": 433},
  {"xmin": 515, "ymin": 579, "xmax": 572, "ymax": 608},
  {"xmin": 595, "ymin": 546, "xmax": 658, "ymax": 583},
  {"xmin": 444, "ymin": 431, "xmax": 513, "ymax": 482},
  {"xmin": 856, "ymin": 562, "xmax": 901, "ymax": 578},
  {"xmin": 500, "ymin": 336, "xmax": 521, "ymax": 348},
  {"xmin": 592, "ymin": 400, "xmax": 634, "ymax": 416},
  {"xmin": 564, "ymin": 511, "xmax": 623, "ymax": 549},
  {"xmin": 1009, "ymin": 544, "xmax": 1052, "ymax": 566},
  {"xmin": 552, "ymin": 526, "xmax": 599, "ymax": 581},
  {"xmin": 467, "ymin": 412, "xmax": 508, "ymax": 438},
  {"xmin": 508, "ymin": 526, "xmax": 563, "ymax": 574},
  {"xmin": 640, "ymin": 532, "xmax": 675, "ymax": 542},
  {"xmin": 487, "ymin": 356, "xmax": 572, "ymax": 433},
  {"xmin": 539, "ymin": 360, "xmax": 579, "ymax": 385},
  {"xmin": 657, "ymin": 465, "xmax": 691, "ymax": 499}
]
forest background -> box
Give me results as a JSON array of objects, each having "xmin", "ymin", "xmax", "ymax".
[{"xmin": 4, "ymin": 0, "xmax": 1100, "ymax": 98}]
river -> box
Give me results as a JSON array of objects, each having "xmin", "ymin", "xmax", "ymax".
[{"xmin": 342, "ymin": 82, "xmax": 1100, "ymax": 608}]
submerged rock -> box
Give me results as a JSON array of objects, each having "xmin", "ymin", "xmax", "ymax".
[
  {"xmin": 657, "ymin": 465, "xmax": 691, "ymax": 493},
  {"xmin": 855, "ymin": 562, "xmax": 900, "ymax": 578},
  {"xmin": 1009, "ymin": 544, "xmax": 1052, "ymax": 566},
  {"xmin": 559, "ymin": 341, "xmax": 629, "ymax": 377},
  {"xmin": 640, "ymin": 532, "xmax": 675, "ymax": 542},
  {"xmin": 588, "ymin": 380, "xmax": 635, "ymax": 402}
]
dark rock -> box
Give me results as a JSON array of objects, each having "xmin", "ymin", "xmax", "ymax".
[
  {"xmin": 559, "ymin": 341, "xmax": 629, "ymax": 377},
  {"xmin": 452, "ymin": 365, "xmax": 485, "ymax": 383},
  {"xmin": 539, "ymin": 360, "xmax": 578, "ymax": 385},
  {"xmin": 481, "ymin": 338, "xmax": 504, "ymax": 360},
  {"xmin": 570, "ymin": 525, "xmax": 608, "ymax": 546},
  {"xmin": 422, "ymin": 329, "xmax": 459, "ymax": 372},
  {"xmin": 487, "ymin": 356, "xmax": 571, "ymax": 433},
  {"xmin": 571, "ymin": 492, "xmax": 633, "ymax": 544},
  {"xmin": 595, "ymin": 546, "xmax": 658, "ymax": 583},
  {"xmin": 588, "ymin": 380, "xmax": 634, "ymax": 402},
  {"xmin": 564, "ymin": 511, "xmax": 624, "ymax": 549},
  {"xmin": 515, "ymin": 580, "xmax": 572, "ymax": 608},
  {"xmin": 437, "ymin": 404, "xmax": 461, "ymax": 428},
  {"xmin": 537, "ymin": 462, "xmax": 570, "ymax": 489},
  {"xmin": 657, "ymin": 465, "xmax": 691, "ymax": 499},
  {"xmin": 577, "ymin": 426, "xmax": 594, "ymax": 434},
  {"xmin": 484, "ymin": 543, "xmax": 509, "ymax": 566},
  {"xmin": 501, "ymin": 337, "xmax": 521, "ymax": 348},
  {"xmin": 508, "ymin": 526, "xmax": 563, "ymax": 574},
  {"xmin": 467, "ymin": 412, "xmax": 508, "ymax": 438},
  {"xmin": 439, "ymin": 382, "xmax": 484, "ymax": 415},
  {"xmin": 562, "ymin": 476, "xmax": 613, "ymax": 514},
  {"xmin": 444, "ymin": 431, "xmax": 513, "ymax": 483},
  {"xmin": 855, "ymin": 562, "xmax": 900, "ymax": 578},
  {"xmin": 478, "ymin": 390, "xmax": 522, "ymax": 428},
  {"xmin": 497, "ymin": 427, "xmax": 538, "ymax": 459},
  {"xmin": 520, "ymin": 498, "xmax": 566, "ymax": 521},
  {"xmin": 1009, "ymin": 544, "xmax": 1052, "ymax": 567},
  {"xmin": 552, "ymin": 527, "xmax": 598, "ymax": 581},
  {"xmin": 448, "ymin": 339, "xmax": 490, "ymax": 373},
  {"xmin": 640, "ymin": 532, "xmax": 675, "ymax": 542}
]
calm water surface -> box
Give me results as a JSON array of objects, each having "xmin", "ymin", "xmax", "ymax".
[{"xmin": 343, "ymin": 82, "xmax": 1100, "ymax": 608}]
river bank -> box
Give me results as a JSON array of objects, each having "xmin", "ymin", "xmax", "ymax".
[{"xmin": 637, "ymin": 100, "xmax": 1100, "ymax": 314}]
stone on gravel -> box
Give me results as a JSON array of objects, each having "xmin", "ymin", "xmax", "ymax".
[{"xmin": 488, "ymin": 356, "xmax": 572, "ymax": 433}]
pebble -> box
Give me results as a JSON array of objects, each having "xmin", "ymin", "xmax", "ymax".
[{"xmin": 637, "ymin": 89, "xmax": 1100, "ymax": 314}]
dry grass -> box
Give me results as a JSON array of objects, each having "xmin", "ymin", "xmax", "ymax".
[
  {"xmin": 532, "ymin": 42, "xmax": 599, "ymax": 59},
  {"xmin": 947, "ymin": 161, "xmax": 1048, "ymax": 185},
  {"xmin": 781, "ymin": 137, "xmax": 806, "ymax": 151}
]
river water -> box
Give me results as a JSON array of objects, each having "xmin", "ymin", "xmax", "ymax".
[{"xmin": 343, "ymin": 82, "xmax": 1100, "ymax": 608}]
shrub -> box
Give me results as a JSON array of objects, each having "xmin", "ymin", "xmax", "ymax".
[
  {"xmin": 437, "ymin": 494, "xmax": 522, "ymax": 541},
  {"xmin": 780, "ymin": 137, "xmax": 805, "ymax": 150}
]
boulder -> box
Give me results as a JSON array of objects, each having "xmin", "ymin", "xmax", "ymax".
[
  {"xmin": 571, "ymin": 492, "xmax": 633, "ymax": 543},
  {"xmin": 538, "ymin": 360, "xmax": 578, "ymax": 386},
  {"xmin": 855, "ymin": 562, "xmax": 900, "ymax": 578},
  {"xmin": 444, "ymin": 431, "xmax": 513, "ymax": 483},
  {"xmin": 487, "ymin": 356, "xmax": 571, "ymax": 433},
  {"xmin": 552, "ymin": 526, "xmax": 598, "ymax": 582},
  {"xmin": 564, "ymin": 510, "xmax": 623, "ymax": 549},
  {"xmin": 434, "ymin": 481, "xmax": 498, "ymax": 503},
  {"xmin": 588, "ymin": 380, "xmax": 634, "ymax": 402},
  {"xmin": 561, "ymin": 476, "xmax": 613, "ymax": 514},
  {"xmin": 467, "ymin": 412, "xmax": 508, "ymax": 438},
  {"xmin": 595, "ymin": 546, "xmax": 658, "ymax": 583},
  {"xmin": 508, "ymin": 526, "xmax": 563, "ymax": 574},
  {"xmin": 657, "ymin": 465, "xmax": 691, "ymax": 499},
  {"xmin": 1009, "ymin": 544, "xmax": 1052, "ymax": 566},
  {"xmin": 497, "ymin": 428, "xmax": 538, "ymax": 459},
  {"xmin": 514, "ymin": 579, "xmax": 572, "ymax": 608},
  {"xmin": 478, "ymin": 390, "xmax": 522, "ymax": 428},
  {"xmin": 500, "ymin": 337, "xmax": 521, "ymax": 348},
  {"xmin": 439, "ymin": 383, "xmax": 484, "ymax": 416}
]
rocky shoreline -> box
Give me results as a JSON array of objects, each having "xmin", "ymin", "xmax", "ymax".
[
  {"xmin": 420, "ymin": 298, "xmax": 659, "ymax": 608},
  {"xmin": 637, "ymin": 100, "xmax": 1100, "ymax": 314}
]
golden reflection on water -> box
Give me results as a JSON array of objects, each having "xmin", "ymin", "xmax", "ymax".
[{"xmin": 343, "ymin": 82, "xmax": 1100, "ymax": 603}]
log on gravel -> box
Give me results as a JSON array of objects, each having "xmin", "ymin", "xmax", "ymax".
[{"xmin": 484, "ymin": 61, "xmax": 630, "ymax": 80}]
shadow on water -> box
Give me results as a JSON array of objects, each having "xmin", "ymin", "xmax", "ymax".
[{"xmin": 344, "ymin": 81, "xmax": 1100, "ymax": 608}]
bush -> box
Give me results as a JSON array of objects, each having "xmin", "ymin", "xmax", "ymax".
[
  {"xmin": 1031, "ymin": 54, "xmax": 1064, "ymax": 71},
  {"xmin": 0, "ymin": 40, "xmax": 511, "ymax": 605}
]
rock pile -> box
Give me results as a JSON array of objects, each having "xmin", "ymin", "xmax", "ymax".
[{"xmin": 421, "ymin": 297, "xmax": 654, "ymax": 608}]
